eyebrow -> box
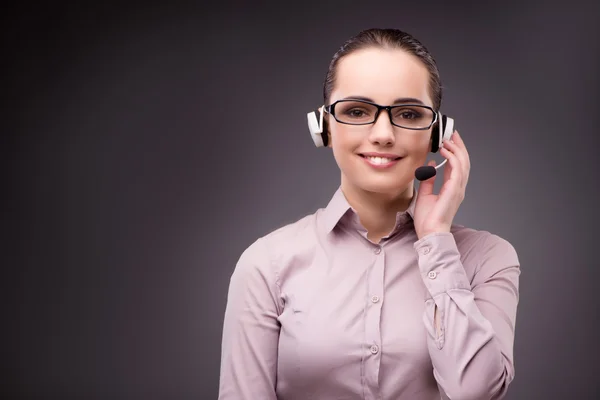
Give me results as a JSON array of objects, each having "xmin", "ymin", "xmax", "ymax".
[{"xmin": 342, "ymin": 96, "xmax": 426, "ymax": 105}]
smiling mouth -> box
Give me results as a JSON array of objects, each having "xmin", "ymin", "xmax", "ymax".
[{"xmin": 359, "ymin": 154, "xmax": 402, "ymax": 165}]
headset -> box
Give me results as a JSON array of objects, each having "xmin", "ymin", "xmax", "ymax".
[{"xmin": 306, "ymin": 105, "xmax": 455, "ymax": 180}]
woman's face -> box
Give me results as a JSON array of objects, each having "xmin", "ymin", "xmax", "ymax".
[{"xmin": 327, "ymin": 47, "xmax": 434, "ymax": 197}]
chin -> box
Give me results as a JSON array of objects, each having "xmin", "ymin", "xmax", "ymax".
[{"xmin": 354, "ymin": 176, "xmax": 413, "ymax": 195}]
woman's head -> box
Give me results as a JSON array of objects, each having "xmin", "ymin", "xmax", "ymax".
[
  {"xmin": 322, "ymin": 28, "xmax": 443, "ymax": 197},
  {"xmin": 324, "ymin": 29, "xmax": 442, "ymax": 110}
]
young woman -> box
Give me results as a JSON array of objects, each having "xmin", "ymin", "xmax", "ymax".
[{"xmin": 218, "ymin": 28, "xmax": 520, "ymax": 400}]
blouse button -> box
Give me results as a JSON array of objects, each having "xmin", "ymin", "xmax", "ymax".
[
  {"xmin": 374, "ymin": 246, "xmax": 381, "ymax": 254},
  {"xmin": 371, "ymin": 295, "xmax": 380, "ymax": 303},
  {"xmin": 370, "ymin": 345, "xmax": 379, "ymax": 354},
  {"xmin": 428, "ymin": 271, "xmax": 437, "ymax": 279}
]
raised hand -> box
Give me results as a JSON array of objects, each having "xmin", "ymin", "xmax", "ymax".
[{"xmin": 413, "ymin": 131, "xmax": 471, "ymax": 239}]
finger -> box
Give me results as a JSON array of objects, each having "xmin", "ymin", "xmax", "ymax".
[
  {"xmin": 442, "ymin": 151, "xmax": 454, "ymax": 186},
  {"xmin": 441, "ymin": 137, "xmax": 470, "ymax": 181},
  {"xmin": 441, "ymin": 140, "xmax": 466, "ymax": 171},
  {"xmin": 417, "ymin": 159, "xmax": 437, "ymax": 196},
  {"xmin": 452, "ymin": 130, "xmax": 464, "ymax": 145},
  {"xmin": 447, "ymin": 131, "xmax": 470, "ymax": 172},
  {"xmin": 439, "ymin": 146, "xmax": 464, "ymax": 189}
]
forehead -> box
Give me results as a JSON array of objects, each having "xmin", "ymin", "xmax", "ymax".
[{"xmin": 331, "ymin": 47, "xmax": 432, "ymax": 106}]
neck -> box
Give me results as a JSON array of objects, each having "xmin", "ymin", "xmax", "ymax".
[{"xmin": 341, "ymin": 178, "xmax": 414, "ymax": 243}]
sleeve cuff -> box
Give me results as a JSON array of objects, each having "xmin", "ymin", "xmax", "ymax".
[{"xmin": 414, "ymin": 232, "xmax": 472, "ymax": 297}]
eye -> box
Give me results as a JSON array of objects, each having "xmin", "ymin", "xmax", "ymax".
[
  {"xmin": 348, "ymin": 109, "xmax": 366, "ymax": 117},
  {"xmin": 398, "ymin": 110, "xmax": 420, "ymax": 119},
  {"xmin": 341, "ymin": 107, "xmax": 373, "ymax": 119},
  {"xmin": 391, "ymin": 106, "xmax": 426, "ymax": 120},
  {"xmin": 334, "ymin": 101, "xmax": 377, "ymax": 123}
]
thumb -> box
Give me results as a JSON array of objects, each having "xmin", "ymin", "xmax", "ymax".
[{"xmin": 417, "ymin": 160, "xmax": 437, "ymax": 196}]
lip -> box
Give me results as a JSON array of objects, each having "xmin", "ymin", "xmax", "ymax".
[
  {"xmin": 359, "ymin": 153, "xmax": 403, "ymax": 169},
  {"xmin": 360, "ymin": 152, "xmax": 402, "ymax": 159}
]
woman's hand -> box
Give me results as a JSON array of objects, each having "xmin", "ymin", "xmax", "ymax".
[{"xmin": 413, "ymin": 130, "xmax": 471, "ymax": 240}]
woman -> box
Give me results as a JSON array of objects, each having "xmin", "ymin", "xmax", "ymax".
[{"xmin": 218, "ymin": 28, "xmax": 520, "ymax": 400}]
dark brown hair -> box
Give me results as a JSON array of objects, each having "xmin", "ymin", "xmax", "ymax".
[{"xmin": 323, "ymin": 28, "xmax": 442, "ymax": 111}]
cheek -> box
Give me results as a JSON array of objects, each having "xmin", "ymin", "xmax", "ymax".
[
  {"xmin": 330, "ymin": 136, "xmax": 350, "ymax": 166},
  {"xmin": 329, "ymin": 125, "xmax": 357, "ymax": 151},
  {"xmin": 399, "ymin": 130, "xmax": 432, "ymax": 154},
  {"xmin": 329, "ymin": 128, "xmax": 360, "ymax": 171}
]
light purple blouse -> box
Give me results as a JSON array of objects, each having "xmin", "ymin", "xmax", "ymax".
[{"xmin": 218, "ymin": 187, "xmax": 520, "ymax": 400}]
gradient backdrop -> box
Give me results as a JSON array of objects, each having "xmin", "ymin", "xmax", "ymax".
[{"xmin": 3, "ymin": 1, "xmax": 599, "ymax": 399}]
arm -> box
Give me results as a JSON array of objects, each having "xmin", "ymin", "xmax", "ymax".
[
  {"xmin": 414, "ymin": 232, "xmax": 520, "ymax": 400},
  {"xmin": 218, "ymin": 238, "xmax": 282, "ymax": 400}
]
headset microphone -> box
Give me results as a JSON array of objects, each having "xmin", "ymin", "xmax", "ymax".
[{"xmin": 414, "ymin": 159, "xmax": 448, "ymax": 181}]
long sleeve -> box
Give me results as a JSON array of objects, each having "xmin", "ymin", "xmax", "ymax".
[
  {"xmin": 414, "ymin": 232, "xmax": 520, "ymax": 400},
  {"xmin": 218, "ymin": 238, "xmax": 282, "ymax": 400}
]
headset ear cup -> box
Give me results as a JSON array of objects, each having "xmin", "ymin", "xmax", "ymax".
[
  {"xmin": 430, "ymin": 112, "xmax": 442, "ymax": 153},
  {"xmin": 321, "ymin": 119, "xmax": 329, "ymax": 147},
  {"xmin": 307, "ymin": 107, "xmax": 326, "ymax": 147},
  {"xmin": 442, "ymin": 116, "xmax": 454, "ymax": 143}
]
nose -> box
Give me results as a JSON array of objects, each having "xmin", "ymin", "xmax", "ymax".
[{"xmin": 368, "ymin": 109, "xmax": 395, "ymax": 146}]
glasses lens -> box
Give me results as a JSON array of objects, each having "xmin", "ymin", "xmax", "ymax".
[
  {"xmin": 334, "ymin": 101, "xmax": 378, "ymax": 124},
  {"xmin": 390, "ymin": 105, "xmax": 435, "ymax": 129}
]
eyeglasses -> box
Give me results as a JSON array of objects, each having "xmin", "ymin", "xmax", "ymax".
[{"xmin": 324, "ymin": 99, "xmax": 437, "ymax": 130}]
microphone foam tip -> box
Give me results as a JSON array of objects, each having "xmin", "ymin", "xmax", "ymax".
[{"xmin": 415, "ymin": 166, "xmax": 436, "ymax": 181}]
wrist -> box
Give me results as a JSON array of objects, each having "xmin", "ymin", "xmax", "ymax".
[{"xmin": 417, "ymin": 225, "xmax": 451, "ymax": 240}]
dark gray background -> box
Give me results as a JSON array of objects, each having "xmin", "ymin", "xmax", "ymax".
[{"xmin": 3, "ymin": 1, "xmax": 599, "ymax": 399}]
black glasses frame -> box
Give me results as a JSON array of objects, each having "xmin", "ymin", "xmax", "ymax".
[{"xmin": 324, "ymin": 99, "xmax": 438, "ymax": 130}]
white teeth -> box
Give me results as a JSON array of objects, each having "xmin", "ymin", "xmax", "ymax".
[{"xmin": 365, "ymin": 156, "xmax": 395, "ymax": 165}]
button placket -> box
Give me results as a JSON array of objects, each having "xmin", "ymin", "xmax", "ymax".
[{"xmin": 364, "ymin": 239, "xmax": 384, "ymax": 391}]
